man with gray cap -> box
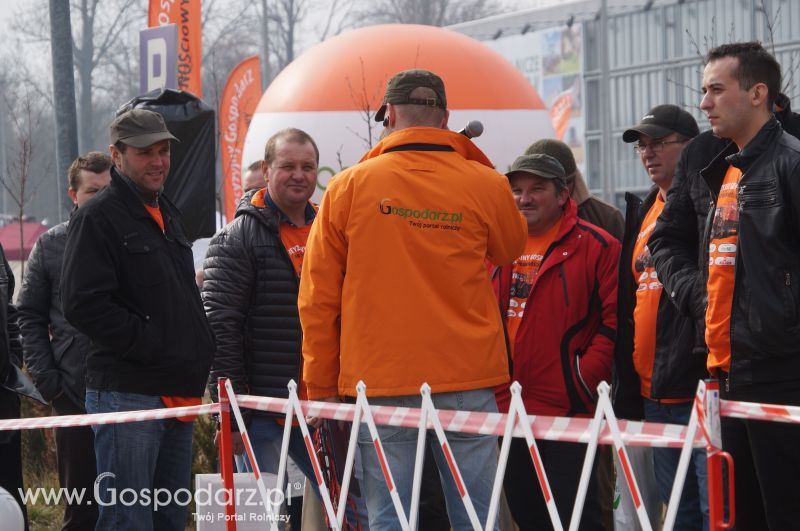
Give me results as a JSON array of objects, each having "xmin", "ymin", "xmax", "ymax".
[
  {"xmin": 299, "ymin": 69, "xmax": 526, "ymax": 530},
  {"xmin": 61, "ymin": 109, "xmax": 215, "ymax": 531},
  {"xmin": 614, "ymin": 104, "xmax": 707, "ymax": 530},
  {"xmin": 526, "ymin": 138, "xmax": 624, "ymax": 241},
  {"xmin": 492, "ymin": 153, "xmax": 619, "ymax": 530}
]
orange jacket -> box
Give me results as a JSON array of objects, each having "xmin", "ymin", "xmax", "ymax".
[{"xmin": 299, "ymin": 127, "xmax": 527, "ymax": 398}]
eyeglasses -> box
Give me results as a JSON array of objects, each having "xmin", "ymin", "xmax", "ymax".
[{"xmin": 634, "ymin": 140, "xmax": 686, "ymax": 155}]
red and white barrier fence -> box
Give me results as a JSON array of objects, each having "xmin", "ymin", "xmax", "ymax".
[{"xmin": 7, "ymin": 378, "xmax": 800, "ymax": 530}]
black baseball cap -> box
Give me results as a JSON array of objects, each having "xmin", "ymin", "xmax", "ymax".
[
  {"xmin": 374, "ymin": 69, "xmax": 447, "ymax": 122},
  {"xmin": 505, "ymin": 154, "xmax": 566, "ymax": 186},
  {"xmin": 622, "ymin": 104, "xmax": 699, "ymax": 143},
  {"xmin": 110, "ymin": 109, "xmax": 178, "ymax": 148}
]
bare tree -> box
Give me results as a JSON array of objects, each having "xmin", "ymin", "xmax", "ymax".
[
  {"xmin": 357, "ymin": 0, "xmax": 503, "ymax": 26},
  {"xmin": 0, "ymin": 90, "xmax": 49, "ymax": 279}
]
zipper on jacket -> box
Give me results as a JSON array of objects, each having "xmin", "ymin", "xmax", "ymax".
[{"xmin": 559, "ymin": 263, "xmax": 569, "ymax": 306}]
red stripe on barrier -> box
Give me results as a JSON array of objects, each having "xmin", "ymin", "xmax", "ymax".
[
  {"xmin": 375, "ymin": 439, "xmax": 394, "ymax": 492},
  {"xmin": 304, "ymin": 435, "xmax": 324, "ymax": 486},
  {"xmin": 243, "ymin": 436, "xmax": 260, "ymax": 481},
  {"xmin": 762, "ymin": 405, "xmax": 790, "ymax": 418},
  {"xmin": 618, "ymin": 448, "xmax": 641, "ymax": 509},
  {"xmin": 442, "ymin": 443, "xmax": 466, "ymax": 498},
  {"xmin": 529, "ymin": 444, "xmax": 551, "ymax": 503}
]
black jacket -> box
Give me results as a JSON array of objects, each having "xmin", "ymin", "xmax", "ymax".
[
  {"xmin": 203, "ymin": 189, "xmax": 316, "ymax": 408},
  {"xmin": 18, "ymin": 222, "xmax": 91, "ymax": 409},
  {"xmin": 61, "ymin": 168, "xmax": 214, "ymax": 396},
  {"xmin": 613, "ymin": 188, "xmax": 707, "ymax": 419},
  {"xmin": 651, "ymin": 118, "xmax": 800, "ymax": 389}
]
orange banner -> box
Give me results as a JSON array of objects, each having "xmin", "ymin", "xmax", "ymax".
[
  {"xmin": 148, "ymin": 0, "xmax": 202, "ymax": 98},
  {"xmin": 549, "ymin": 90, "xmax": 573, "ymax": 141},
  {"xmin": 220, "ymin": 56, "xmax": 262, "ymax": 222}
]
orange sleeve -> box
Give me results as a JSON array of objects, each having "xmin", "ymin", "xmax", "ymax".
[
  {"xmin": 485, "ymin": 173, "xmax": 528, "ymax": 266},
  {"xmin": 298, "ymin": 176, "xmax": 349, "ymax": 399}
]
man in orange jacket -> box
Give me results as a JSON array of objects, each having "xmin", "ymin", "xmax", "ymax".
[{"xmin": 299, "ymin": 69, "xmax": 527, "ymax": 530}]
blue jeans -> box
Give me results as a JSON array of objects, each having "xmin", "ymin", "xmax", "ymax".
[
  {"xmin": 236, "ymin": 416, "xmax": 369, "ymax": 528},
  {"xmin": 86, "ymin": 390, "xmax": 194, "ymax": 531},
  {"xmin": 358, "ymin": 388, "xmax": 499, "ymax": 531},
  {"xmin": 643, "ymin": 399, "xmax": 709, "ymax": 531}
]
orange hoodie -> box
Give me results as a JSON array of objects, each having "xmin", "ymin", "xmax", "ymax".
[{"xmin": 299, "ymin": 127, "xmax": 527, "ymax": 398}]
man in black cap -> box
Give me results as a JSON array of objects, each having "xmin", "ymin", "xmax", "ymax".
[
  {"xmin": 61, "ymin": 109, "xmax": 215, "ymax": 531},
  {"xmin": 614, "ymin": 105, "xmax": 707, "ymax": 530},
  {"xmin": 492, "ymin": 153, "xmax": 619, "ymax": 531}
]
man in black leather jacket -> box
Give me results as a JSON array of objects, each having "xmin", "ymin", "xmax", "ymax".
[
  {"xmin": 18, "ymin": 152, "xmax": 111, "ymax": 531},
  {"xmin": 649, "ymin": 42, "xmax": 800, "ymax": 530}
]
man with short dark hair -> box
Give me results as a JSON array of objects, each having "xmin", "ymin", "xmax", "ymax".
[
  {"xmin": 299, "ymin": 69, "xmax": 527, "ymax": 530},
  {"xmin": 650, "ymin": 41, "xmax": 800, "ymax": 529},
  {"xmin": 494, "ymin": 153, "xmax": 619, "ymax": 530},
  {"xmin": 61, "ymin": 109, "xmax": 215, "ymax": 531},
  {"xmin": 615, "ymin": 105, "xmax": 707, "ymax": 530},
  {"xmin": 18, "ymin": 151, "xmax": 111, "ymax": 531}
]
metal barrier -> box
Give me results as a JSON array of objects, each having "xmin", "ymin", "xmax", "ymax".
[{"xmin": 10, "ymin": 377, "xmax": 800, "ymax": 530}]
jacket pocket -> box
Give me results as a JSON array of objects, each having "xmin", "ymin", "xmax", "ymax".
[
  {"xmin": 739, "ymin": 180, "xmax": 779, "ymax": 209},
  {"xmin": 782, "ymin": 269, "xmax": 799, "ymax": 329},
  {"xmin": 573, "ymin": 348, "xmax": 595, "ymax": 403},
  {"xmin": 123, "ymin": 233, "xmax": 166, "ymax": 286}
]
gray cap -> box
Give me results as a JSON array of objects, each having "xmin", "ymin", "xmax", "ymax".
[
  {"xmin": 374, "ymin": 69, "xmax": 447, "ymax": 122},
  {"xmin": 110, "ymin": 109, "xmax": 178, "ymax": 148},
  {"xmin": 505, "ymin": 154, "xmax": 566, "ymax": 185}
]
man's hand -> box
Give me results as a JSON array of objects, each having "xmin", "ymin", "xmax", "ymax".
[
  {"xmin": 307, "ymin": 396, "xmax": 343, "ymax": 429},
  {"xmin": 214, "ymin": 430, "xmax": 245, "ymax": 455}
]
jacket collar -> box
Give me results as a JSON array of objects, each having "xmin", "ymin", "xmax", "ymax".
[
  {"xmin": 114, "ymin": 166, "xmax": 160, "ymax": 206},
  {"xmin": 726, "ymin": 116, "xmax": 781, "ymax": 171},
  {"xmin": 359, "ymin": 127, "xmax": 494, "ymax": 168},
  {"xmin": 235, "ymin": 188, "xmax": 317, "ymax": 229}
]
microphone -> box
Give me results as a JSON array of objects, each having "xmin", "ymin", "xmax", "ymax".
[{"xmin": 458, "ymin": 120, "xmax": 484, "ymax": 139}]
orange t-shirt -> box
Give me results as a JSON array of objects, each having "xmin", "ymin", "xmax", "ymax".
[
  {"xmin": 706, "ymin": 166, "xmax": 742, "ymax": 373},
  {"xmin": 279, "ymin": 224, "xmax": 313, "ymax": 277},
  {"xmin": 506, "ymin": 220, "xmax": 561, "ymax": 347},
  {"xmin": 144, "ymin": 203, "xmax": 165, "ymax": 232},
  {"xmin": 142, "ymin": 203, "xmax": 201, "ymax": 420},
  {"xmin": 631, "ymin": 195, "xmax": 665, "ymax": 398}
]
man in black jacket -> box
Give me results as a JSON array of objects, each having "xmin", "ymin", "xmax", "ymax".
[
  {"xmin": 18, "ymin": 151, "xmax": 111, "ymax": 531},
  {"xmin": 61, "ymin": 109, "xmax": 215, "ymax": 531},
  {"xmin": 615, "ymin": 105, "xmax": 706, "ymax": 530},
  {"xmin": 649, "ymin": 42, "xmax": 800, "ymax": 530}
]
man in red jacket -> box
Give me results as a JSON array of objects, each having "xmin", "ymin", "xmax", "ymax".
[{"xmin": 494, "ymin": 154, "xmax": 620, "ymax": 530}]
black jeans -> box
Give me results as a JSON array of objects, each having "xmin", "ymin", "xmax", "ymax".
[
  {"xmin": 720, "ymin": 378, "xmax": 800, "ymax": 531},
  {"xmin": 52, "ymin": 394, "xmax": 98, "ymax": 531},
  {"xmin": 0, "ymin": 389, "xmax": 27, "ymax": 531},
  {"xmin": 503, "ymin": 438, "xmax": 603, "ymax": 531}
]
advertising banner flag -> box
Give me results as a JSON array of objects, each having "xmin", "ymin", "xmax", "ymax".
[
  {"xmin": 220, "ymin": 56, "xmax": 262, "ymax": 222},
  {"xmin": 148, "ymin": 0, "xmax": 202, "ymax": 98},
  {"xmin": 549, "ymin": 90, "xmax": 573, "ymax": 140}
]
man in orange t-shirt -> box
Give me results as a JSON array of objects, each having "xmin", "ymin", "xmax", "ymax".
[
  {"xmin": 615, "ymin": 105, "xmax": 706, "ymax": 529},
  {"xmin": 697, "ymin": 43, "xmax": 800, "ymax": 529}
]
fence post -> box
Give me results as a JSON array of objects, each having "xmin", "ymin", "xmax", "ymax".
[
  {"xmin": 218, "ymin": 377, "xmax": 237, "ymax": 531},
  {"xmin": 704, "ymin": 379, "xmax": 734, "ymax": 530}
]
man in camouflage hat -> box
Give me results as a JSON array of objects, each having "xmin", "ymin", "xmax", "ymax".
[{"xmin": 492, "ymin": 153, "xmax": 619, "ymax": 530}]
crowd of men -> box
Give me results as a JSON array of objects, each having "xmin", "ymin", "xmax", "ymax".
[{"xmin": 0, "ymin": 40, "xmax": 799, "ymax": 531}]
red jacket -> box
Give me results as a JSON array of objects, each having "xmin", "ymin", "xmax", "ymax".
[{"xmin": 493, "ymin": 199, "xmax": 620, "ymax": 417}]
